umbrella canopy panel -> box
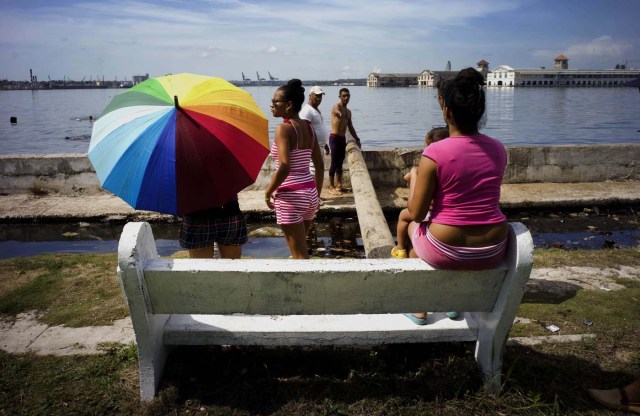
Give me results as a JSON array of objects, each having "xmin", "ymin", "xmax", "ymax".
[{"xmin": 88, "ymin": 74, "xmax": 269, "ymax": 216}]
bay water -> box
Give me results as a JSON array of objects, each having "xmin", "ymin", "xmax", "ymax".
[
  {"xmin": 1, "ymin": 86, "xmax": 639, "ymax": 154},
  {"xmin": 2, "ymin": 86, "xmax": 638, "ymax": 259}
]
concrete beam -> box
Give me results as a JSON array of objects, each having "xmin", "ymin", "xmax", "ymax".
[{"xmin": 346, "ymin": 142, "xmax": 394, "ymax": 259}]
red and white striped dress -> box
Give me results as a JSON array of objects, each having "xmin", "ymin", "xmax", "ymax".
[{"xmin": 270, "ymin": 120, "xmax": 319, "ymax": 224}]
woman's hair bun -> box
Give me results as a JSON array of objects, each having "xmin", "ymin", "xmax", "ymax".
[
  {"xmin": 456, "ymin": 67, "xmax": 485, "ymax": 88},
  {"xmin": 287, "ymin": 78, "xmax": 303, "ymax": 89},
  {"xmin": 279, "ymin": 78, "xmax": 305, "ymax": 112},
  {"xmin": 441, "ymin": 68, "xmax": 486, "ymax": 131}
]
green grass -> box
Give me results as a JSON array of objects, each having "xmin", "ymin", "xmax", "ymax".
[
  {"xmin": 0, "ymin": 249, "xmax": 638, "ymax": 415},
  {"xmin": 513, "ymin": 278, "xmax": 640, "ymax": 338},
  {"xmin": 0, "ymin": 344, "xmax": 140, "ymax": 416},
  {"xmin": 0, "ymin": 254, "xmax": 128, "ymax": 327},
  {"xmin": 532, "ymin": 247, "xmax": 640, "ymax": 268}
]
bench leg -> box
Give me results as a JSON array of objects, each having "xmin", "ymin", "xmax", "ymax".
[
  {"xmin": 474, "ymin": 333, "xmax": 503, "ymax": 393},
  {"xmin": 136, "ymin": 314, "xmax": 170, "ymax": 401},
  {"xmin": 118, "ymin": 222, "xmax": 171, "ymax": 400},
  {"xmin": 474, "ymin": 223, "xmax": 534, "ymax": 393},
  {"xmin": 120, "ymin": 264, "xmax": 170, "ymax": 400}
]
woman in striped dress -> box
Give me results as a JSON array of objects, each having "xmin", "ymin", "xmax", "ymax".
[{"xmin": 265, "ymin": 79, "xmax": 324, "ymax": 259}]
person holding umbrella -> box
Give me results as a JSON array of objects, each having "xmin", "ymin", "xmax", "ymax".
[
  {"xmin": 265, "ymin": 79, "xmax": 324, "ymax": 259},
  {"xmin": 178, "ymin": 196, "xmax": 248, "ymax": 259},
  {"xmin": 87, "ymin": 73, "xmax": 270, "ymax": 259}
]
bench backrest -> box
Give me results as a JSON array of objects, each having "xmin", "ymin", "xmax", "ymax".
[{"xmin": 118, "ymin": 222, "xmax": 533, "ymax": 316}]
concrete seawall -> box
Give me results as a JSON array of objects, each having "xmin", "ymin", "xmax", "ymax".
[{"xmin": 1, "ymin": 144, "xmax": 639, "ymax": 196}]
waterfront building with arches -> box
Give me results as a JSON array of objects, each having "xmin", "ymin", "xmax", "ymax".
[
  {"xmin": 485, "ymin": 55, "xmax": 638, "ymax": 88},
  {"xmin": 368, "ymin": 56, "xmax": 638, "ymax": 88}
]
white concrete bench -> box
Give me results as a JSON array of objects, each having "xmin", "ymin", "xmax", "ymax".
[{"xmin": 118, "ymin": 221, "xmax": 533, "ymax": 401}]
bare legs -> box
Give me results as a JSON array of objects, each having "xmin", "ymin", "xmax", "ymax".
[
  {"xmin": 188, "ymin": 245, "xmax": 242, "ymax": 259},
  {"xmin": 406, "ymin": 220, "xmax": 427, "ymax": 321},
  {"xmin": 281, "ymin": 220, "xmax": 314, "ymax": 259},
  {"xmin": 393, "ymin": 167, "xmax": 420, "ymax": 258},
  {"xmin": 394, "ymin": 208, "xmax": 413, "ymax": 252},
  {"xmin": 328, "ymin": 173, "xmax": 344, "ymax": 195}
]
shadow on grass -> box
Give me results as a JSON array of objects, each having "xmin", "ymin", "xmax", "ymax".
[
  {"xmin": 156, "ymin": 342, "xmax": 634, "ymax": 415},
  {"xmin": 522, "ymin": 279, "xmax": 583, "ymax": 304},
  {"xmin": 161, "ymin": 343, "xmax": 482, "ymax": 414},
  {"xmin": 504, "ymin": 346, "xmax": 637, "ymax": 414}
]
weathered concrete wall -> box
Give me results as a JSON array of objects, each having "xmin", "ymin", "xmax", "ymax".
[
  {"xmin": 0, "ymin": 154, "xmax": 101, "ymax": 195},
  {"xmin": 505, "ymin": 145, "xmax": 640, "ymax": 183},
  {"xmin": 202, "ymin": 143, "xmax": 640, "ymax": 189},
  {"xmin": 362, "ymin": 144, "xmax": 640, "ymax": 187},
  {"xmin": 1, "ymin": 144, "xmax": 638, "ymax": 195}
]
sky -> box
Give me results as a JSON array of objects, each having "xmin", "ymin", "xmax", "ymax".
[{"xmin": 1, "ymin": 0, "xmax": 639, "ymax": 82}]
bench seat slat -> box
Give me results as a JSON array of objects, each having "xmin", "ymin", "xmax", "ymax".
[
  {"xmin": 163, "ymin": 313, "xmax": 479, "ymax": 346},
  {"xmin": 144, "ymin": 259, "xmax": 508, "ymax": 315}
]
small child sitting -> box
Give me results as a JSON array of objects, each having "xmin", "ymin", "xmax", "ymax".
[{"xmin": 391, "ymin": 126, "xmax": 449, "ymax": 258}]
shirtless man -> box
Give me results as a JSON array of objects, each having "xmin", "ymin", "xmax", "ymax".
[{"xmin": 329, "ymin": 88, "xmax": 361, "ymax": 194}]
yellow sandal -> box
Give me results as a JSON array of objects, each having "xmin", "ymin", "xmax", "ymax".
[{"xmin": 391, "ymin": 246, "xmax": 408, "ymax": 258}]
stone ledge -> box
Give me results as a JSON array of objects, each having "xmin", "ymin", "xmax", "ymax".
[{"xmin": 1, "ymin": 181, "xmax": 639, "ymax": 223}]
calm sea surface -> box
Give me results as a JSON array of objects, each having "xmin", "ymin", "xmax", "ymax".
[{"xmin": 1, "ymin": 86, "xmax": 639, "ymax": 154}]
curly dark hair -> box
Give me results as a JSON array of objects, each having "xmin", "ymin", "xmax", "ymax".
[
  {"xmin": 440, "ymin": 68, "xmax": 486, "ymax": 133},
  {"xmin": 278, "ymin": 79, "xmax": 305, "ymax": 113}
]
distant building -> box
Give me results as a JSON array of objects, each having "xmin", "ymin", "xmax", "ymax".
[
  {"xmin": 368, "ymin": 56, "xmax": 638, "ymax": 88},
  {"xmin": 132, "ymin": 74, "xmax": 149, "ymax": 85},
  {"xmin": 418, "ymin": 60, "xmax": 489, "ymax": 87},
  {"xmin": 486, "ymin": 56, "xmax": 638, "ymax": 87},
  {"xmin": 476, "ymin": 60, "xmax": 490, "ymax": 79},
  {"xmin": 417, "ymin": 70, "xmax": 456, "ymax": 87},
  {"xmin": 367, "ymin": 73, "xmax": 419, "ymax": 87},
  {"xmin": 554, "ymin": 55, "xmax": 569, "ymax": 70}
]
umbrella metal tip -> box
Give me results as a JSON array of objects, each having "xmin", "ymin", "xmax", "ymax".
[{"xmin": 174, "ymin": 95, "xmax": 179, "ymax": 107}]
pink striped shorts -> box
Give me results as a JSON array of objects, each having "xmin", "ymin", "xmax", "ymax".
[
  {"xmin": 274, "ymin": 188, "xmax": 319, "ymax": 225},
  {"xmin": 411, "ymin": 221, "xmax": 508, "ymax": 270}
]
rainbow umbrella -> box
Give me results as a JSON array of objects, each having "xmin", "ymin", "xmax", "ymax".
[{"xmin": 88, "ymin": 73, "xmax": 269, "ymax": 216}]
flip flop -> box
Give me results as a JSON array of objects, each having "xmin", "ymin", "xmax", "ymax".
[
  {"xmin": 403, "ymin": 313, "xmax": 428, "ymax": 326},
  {"xmin": 328, "ymin": 187, "xmax": 342, "ymax": 196},
  {"xmin": 391, "ymin": 246, "xmax": 408, "ymax": 258},
  {"xmin": 588, "ymin": 387, "xmax": 640, "ymax": 414}
]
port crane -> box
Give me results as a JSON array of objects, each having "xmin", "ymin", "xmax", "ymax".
[
  {"xmin": 256, "ymin": 72, "xmax": 266, "ymax": 81},
  {"xmin": 242, "ymin": 72, "xmax": 250, "ymax": 81},
  {"xmin": 268, "ymin": 72, "xmax": 278, "ymax": 81}
]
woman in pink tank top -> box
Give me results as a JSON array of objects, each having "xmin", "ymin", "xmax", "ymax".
[
  {"xmin": 264, "ymin": 79, "xmax": 325, "ymax": 259},
  {"xmin": 402, "ymin": 68, "xmax": 510, "ymax": 325}
]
